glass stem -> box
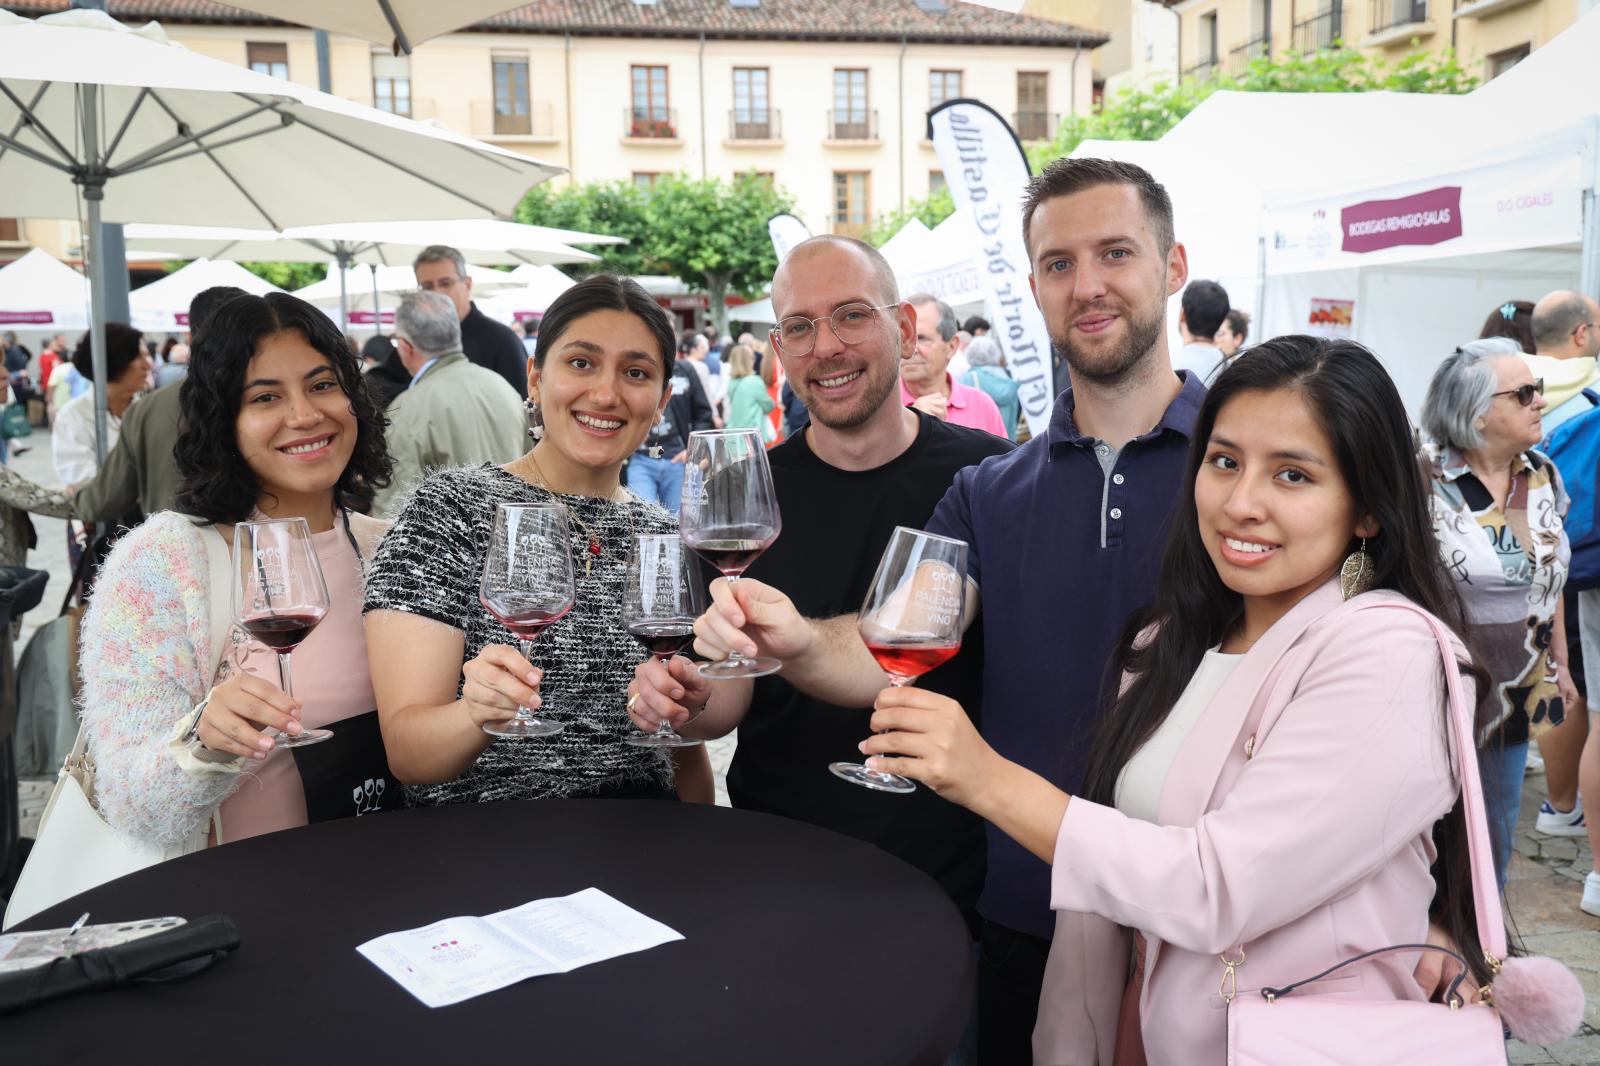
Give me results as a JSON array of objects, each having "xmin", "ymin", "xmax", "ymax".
[
  {"xmin": 868, "ymin": 675, "xmax": 912, "ymax": 776},
  {"xmin": 518, "ymin": 639, "xmax": 537, "ymax": 722},
  {"xmin": 277, "ymin": 651, "xmax": 294, "ymax": 701},
  {"xmin": 724, "ymin": 574, "xmax": 747, "ymax": 666}
]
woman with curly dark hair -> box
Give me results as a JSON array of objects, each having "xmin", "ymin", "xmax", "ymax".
[{"xmin": 76, "ymin": 291, "xmax": 397, "ymax": 850}]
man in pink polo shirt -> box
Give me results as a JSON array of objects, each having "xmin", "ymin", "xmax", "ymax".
[{"xmin": 902, "ymin": 292, "xmax": 1008, "ymax": 437}]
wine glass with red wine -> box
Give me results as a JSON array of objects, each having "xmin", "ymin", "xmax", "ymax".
[
  {"xmin": 829, "ymin": 526, "xmax": 967, "ymax": 794},
  {"xmin": 622, "ymin": 534, "xmax": 705, "ymax": 749},
  {"xmin": 679, "ymin": 428, "xmax": 782, "ymax": 680},
  {"xmin": 479, "ymin": 502, "xmax": 576, "ymax": 739},
  {"xmin": 232, "ymin": 517, "xmax": 333, "ymax": 749}
]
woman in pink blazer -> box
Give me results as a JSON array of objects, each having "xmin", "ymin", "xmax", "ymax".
[{"xmin": 861, "ymin": 336, "xmax": 1495, "ymax": 1064}]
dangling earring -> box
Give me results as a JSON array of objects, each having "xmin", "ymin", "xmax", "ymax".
[
  {"xmin": 1340, "ymin": 537, "xmax": 1373, "ymax": 601},
  {"xmin": 646, "ymin": 412, "xmax": 664, "ymax": 458},
  {"xmin": 524, "ymin": 398, "xmax": 544, "ymax": 441}
]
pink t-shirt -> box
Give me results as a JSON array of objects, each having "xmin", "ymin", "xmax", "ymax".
[
  {"xmin": 218, "ymin": 525, "xmax": 374, "ymax": 842},
  {"xmin": 900, "ymin": 373, "xmax": 1008, "ymax": 437}
]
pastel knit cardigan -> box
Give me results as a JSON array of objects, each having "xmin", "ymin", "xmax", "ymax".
[{"xmin": 79, "ymin": 512, "xmax": 245, "ymax": 849}]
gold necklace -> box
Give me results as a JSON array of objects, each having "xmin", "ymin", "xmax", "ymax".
[{"xmin": 522, "ymin": 451, "xmax": 625, "ymax": 577}]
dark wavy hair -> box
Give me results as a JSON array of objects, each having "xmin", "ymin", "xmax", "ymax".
[
  {"xmin": 174, "ymin": 292, "xmax": 391, "ymax": 523},
  {"xmin": 1079, "ymin": 335, "xmax": 1500, "ymax": 986},
  {"xmin": 534, "ymin": 273, "xmax": 676, "ymax": 382},
  {"xmin": 71, "ymin": 321, "xmax": 144, "ymax": 382}
]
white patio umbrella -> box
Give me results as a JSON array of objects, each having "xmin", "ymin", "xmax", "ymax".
[
  {"xmin": 209, "ymin": 0, "xmax": 534, "ymax": 54},
  {"xmin": 0, "ymin": 9, "xmax": 562, "ymax": 461},
  {"xmin": 128, "ymin": 258, "xmax": 284, "ymax": 332},
  {"xmin": 0, "ymin": 248, "xmax": 90, "ymax": 330},
  {"xmin": 123, "ymin": 219, "xmax": 615, "ymax": 328}
]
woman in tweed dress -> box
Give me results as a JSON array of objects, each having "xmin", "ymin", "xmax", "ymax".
[{"xmin": 365, "ymin": 276, "xmax": 712, "ymax": 805}]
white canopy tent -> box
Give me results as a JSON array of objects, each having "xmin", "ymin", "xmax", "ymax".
[
  {"xmin": 475, "ymin": 265, "xmax": 576, "ymax": 325},
  {"xmin": 0, "ymin": 248, "xmax": 90, "ymax": 330},
  {"xmin": 291, "ymin": 262, "xmax": 521, "ymax": 328},
  {"xmin": 1252, "ymin": 10, "xmax": 1600, "ymax": 410},
  {"xmin": 128, "ymin": 258, "xmax": 284, "ymax": 331}
]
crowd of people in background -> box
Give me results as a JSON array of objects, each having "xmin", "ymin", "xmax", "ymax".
[{"xmin": 4, "ymin": 155, "xmax": 1598, "ymax": 1064}]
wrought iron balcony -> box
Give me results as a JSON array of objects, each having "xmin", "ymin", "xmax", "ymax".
[
  {"xmin": 827, "ymin": 109, "xmax": 878, "ymax": 141},
  {"xmin": 729, "ymin": 109, "xmax": 781, "ymax": 141},
  {"xmin": 625, "ymin": 107, "xmax": 678, "ymax": 139}
]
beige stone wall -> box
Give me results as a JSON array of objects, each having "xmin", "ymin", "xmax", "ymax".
[{"xmin": 1170, "ymin": 0, "xmax": 1579, "ymax": 82}]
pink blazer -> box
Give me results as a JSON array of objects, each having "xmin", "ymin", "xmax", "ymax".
[{"xmin": 1032, "ymin": 580, "xmax": 1462, "ymax": 1065}]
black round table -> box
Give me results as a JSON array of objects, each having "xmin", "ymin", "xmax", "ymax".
[{"xmin": 9, "ymin": 800, "xmax": 972, "ymax": 1065}]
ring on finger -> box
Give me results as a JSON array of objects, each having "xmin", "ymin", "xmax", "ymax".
[{"xmin": 626, "ymin": 693, "xmax": 640, "ymax": 712}]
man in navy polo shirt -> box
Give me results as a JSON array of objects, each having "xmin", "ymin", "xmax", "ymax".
[{"xmin": 688, "ymin": 158, "xmax": 1202, "ymax": 1060}]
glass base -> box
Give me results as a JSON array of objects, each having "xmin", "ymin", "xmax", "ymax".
[
  {"xmin": 700, "ymin": 655, "xmax": 781, "ymax": 680},
  {"xmin": 483, "ymin": 717, "xmax": 564, "ymax": 739},
  {"xmin": 270, "ymin": 727, "xmax": 333, "ymax": 749},
  {"xmin": 624, "ymin": 731, "xmax": 703, "ymax": 749},
  {"xmin": 828, "ymin": 761, "xmax": 917, "ymax": 794}
]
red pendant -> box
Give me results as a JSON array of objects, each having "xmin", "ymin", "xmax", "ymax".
[{"xmin": 587, "ymin": 539, "xmax": 601, "ymax": 557}]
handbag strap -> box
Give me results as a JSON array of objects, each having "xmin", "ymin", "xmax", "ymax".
[
  {"xmin": 1260, "ymin": 943, "xmax": 1474, "ymax": 1007},
  {"xmin": 191, "ymin": 520, "xmax": 235, "ymax": 682}
]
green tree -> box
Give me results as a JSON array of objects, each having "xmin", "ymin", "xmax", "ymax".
[
  {"xmin": 1032, "ymin": 45, "xmax": 1477, "ymax": 166},
  {"xmin": 517, "ymin": 172, "xmax": 796, "ymax": 336},
  {"xmin": 863, "ymin": 185, "xmax": 956, "ymax": 247},
  {"xmin": 515, "ymin": 179, "xmax": 654, "ymax": 278},
  {"xmin": 644, "ymin": 173, "xmax": 796, "ymax": 336},
  {"xmin": 236, "ymin": 261, "xmax": 326, "ymax": 290}
]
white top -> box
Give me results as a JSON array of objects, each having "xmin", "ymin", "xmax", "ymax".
[
  {"xmin": 52, "ymin": 391, "xmax": 123, "ymax": 485},
  {"xmin": 1115, "ymin": 647, "xmax": 1245, "ymax": 823},
  {"xmin": 1173, "ymin": 342, "xmax": 1226, "ymax": 385}
]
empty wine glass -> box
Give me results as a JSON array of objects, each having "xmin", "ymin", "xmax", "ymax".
[
  {"xmin": 829, "ymin": 526, "xmax": 967, "ymax": 794},
  {"xmin": 622, "ymin": 534, "xmax": 705, "ymax": 749},
  {"xmin": 479, "ymin": 502, "xmax": 576, "ymax": 739},
  {"xmin": 679, "ymin": 427, "xmax": 782, "ymax": 680},
  {"xmin": 232, "ymin": 517, "xmax": 333, "ymax": 749}
]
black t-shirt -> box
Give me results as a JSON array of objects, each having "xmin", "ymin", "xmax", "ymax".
[
  {"xmin": 726, "ymin": 411, "xmax": 1014, "ymax": 926},
  {"xmin": 460, "ymin": 302, "xmax": 529, "ymax": 398}
]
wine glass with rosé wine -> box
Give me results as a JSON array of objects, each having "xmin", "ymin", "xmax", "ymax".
[
  {"xmin": 622, "ymin": 533, "xmax": 706, "ymax": 748},
  {"xmin": 829, "ymin": 526, "xmax": 967, "ymax": 794},
  {"xmin": 478, "ymin": 502, "xmax": 576, "ymax": 739},
  {"xmin": 679, "ymin": 427, "xmax": 782, "ymax": 680},
  {"xmin": 232, "ymin": 517, "xmax": 333, "ymax": 748}
]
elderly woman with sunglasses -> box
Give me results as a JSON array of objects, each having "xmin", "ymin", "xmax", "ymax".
[{"xmin": 1422, "ymin": 336, "xmax": 1574, "ymax": 890}]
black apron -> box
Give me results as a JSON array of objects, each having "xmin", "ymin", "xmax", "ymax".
[{"xmin": 290, "ymin": 710, "xmax": 404, "ymax": 822}]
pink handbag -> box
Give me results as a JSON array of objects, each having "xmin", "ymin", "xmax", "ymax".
[{"xmin": 1224, "ymin": 603, "xmax": 1581, "ymax": 1066}]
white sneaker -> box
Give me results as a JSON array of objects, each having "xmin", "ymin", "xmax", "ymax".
[
  {"xmin": 1536, "ymin": 796, "xmax": 1587, "ymax": 837},
  {"xmin": 1583, "ymin": 871, "xmax": 1600, "ymax": 918},
  {"xmin": 1526, "ymin": 750, "xmax": 1546, "ymax": 775}
]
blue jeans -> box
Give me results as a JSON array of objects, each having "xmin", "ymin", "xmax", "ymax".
[
  {"xmin": 626, "ymin": 453, "xmax": 685, "ymax": 511},
  {"xmin": 1477, "ymin": 739, "xmax": 1529, "ymax": 892}
]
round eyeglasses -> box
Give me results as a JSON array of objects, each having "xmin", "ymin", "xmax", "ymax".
[
  {"xmin": 770, "ymin": 302, "xmax": 897, "ymax": 357},
  {"xmin": 1492, "ymin": 378, "xmax": 1544, "ymax": 407}
]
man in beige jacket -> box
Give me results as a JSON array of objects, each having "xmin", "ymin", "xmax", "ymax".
[{"xmin": 374, "ymin": 290, "xmax": 527, "ymax": 517}]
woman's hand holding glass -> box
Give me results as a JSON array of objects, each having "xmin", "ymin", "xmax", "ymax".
[
  {"xmin": 627, "ymin": 654, "xmax": 712, "ymax": 734},
  {"xmin": 193, "ymin": 671, "xmax": 304, "ymax": 760},
  {"xmin": 859, "ymin": 687, "xmax": 1002, "ymax": 810},
  {"xmin": 460, "ymin": 644, "xmax": 544, "ymax": 732}
]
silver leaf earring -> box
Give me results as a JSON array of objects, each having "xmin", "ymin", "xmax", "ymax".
[{"xmin": 1340, "ymin": 537, "xmax": 1374, "ymax": 601}]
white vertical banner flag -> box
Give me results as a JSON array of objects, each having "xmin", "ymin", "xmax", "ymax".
[
  {"xmin": 928, "ymin": 100, "xmax": 1054, "ymax": 439},
  {"xmin": 768, "ymin": 213, "xmax": 812, "ymax": 264}
]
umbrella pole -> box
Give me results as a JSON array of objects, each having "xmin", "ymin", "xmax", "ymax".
[
  {"xmin": 337, "ymin": 253, "xmax": 350, "ymax": 335},
  {"xmin": 78, "ymin": 84, "xmax": 111, "ymax": 469}
]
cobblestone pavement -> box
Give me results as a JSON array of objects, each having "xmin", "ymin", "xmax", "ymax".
[{"xmin": 11, "ymin": 427, "xmax": 1600, "ymax": 1060}]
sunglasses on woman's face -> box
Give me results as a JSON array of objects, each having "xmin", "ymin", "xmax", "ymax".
[{"xmin": 1492, "ymin": 378, "xmax": 1544, "ymax": 406}]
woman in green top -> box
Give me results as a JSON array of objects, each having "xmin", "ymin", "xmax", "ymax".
[{"xmin": 724, "ymin": 343, "xmax": 775, "ymax": 436}]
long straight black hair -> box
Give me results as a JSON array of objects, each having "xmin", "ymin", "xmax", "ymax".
[{"xmin": 1079, "ymin": 334, "xmax": 1498, "ymax": 984}]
